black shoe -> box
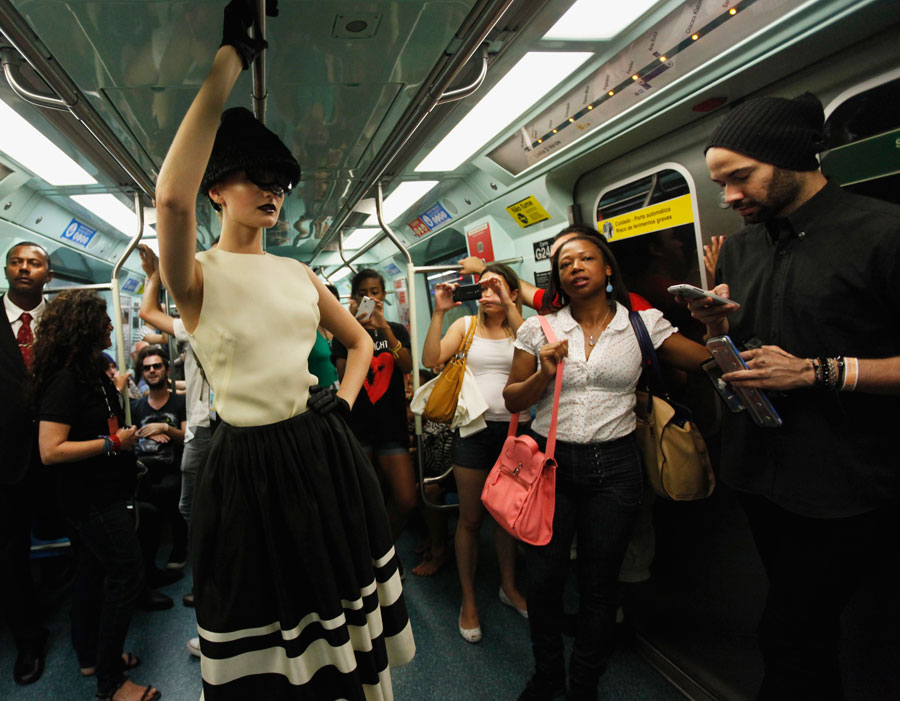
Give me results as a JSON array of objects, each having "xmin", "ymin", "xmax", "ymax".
[
  {"xmin": 147, "ymin": 565, "xmax": 183, "ymax": 588},
  {"xmin": 518, "ymin": 674, "xmax": 566, "ymax": 701},
  {"xmin": 14, "ymin": 628, "xmax": 48, "ymax": 685},
  {"xmin": 182, "ymin": 592, "xmax": 195, "ymax": 608},
  {"xmin": 138, "ymin": 589, "xmax": 174, "ymax": 611}
]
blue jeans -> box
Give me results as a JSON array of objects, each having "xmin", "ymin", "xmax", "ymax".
[
  {"xmin": 179, "ymin": 425, "xmax": 212, "ymax": 524},
  {"xmin": 524, "ymin": 432, "xmax": 642, "ymax": 699},
  {"xmin": 66, "ymin": 496, "xmax": 144, "ymax": 695}
]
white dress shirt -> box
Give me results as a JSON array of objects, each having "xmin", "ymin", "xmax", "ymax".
[
  {"xmin": 514, "ymin": 304, "xmax": 675, "ymax": 444},
  {"xmin": 4, "ymin": 294, "xmax": 46, "ymax": 337}
]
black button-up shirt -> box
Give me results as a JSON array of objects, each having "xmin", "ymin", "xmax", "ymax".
[{"xmin": 716, "ymin": 179, "xmax": 900, "ymax": 517}]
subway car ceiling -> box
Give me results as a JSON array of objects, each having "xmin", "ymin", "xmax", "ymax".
[{"xmin": 0, "ymin": 0, "xmax": 898, "ymax": 295}]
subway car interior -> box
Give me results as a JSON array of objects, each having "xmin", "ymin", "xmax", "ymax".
[{"xmin": 1, "ymin": 0, "xmax": 899, "ymax": 698}]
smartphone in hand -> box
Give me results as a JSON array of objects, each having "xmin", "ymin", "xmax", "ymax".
[
  {"xmin": 706, "ymin": 335, "xmax": 782, "ymax": 428},
  {"xmin": 452, "ymin": 283, "xmax": 483, "ymax": 302},
  {"xmin": 355, "ymin": 296, "xmax": 376, "ymax": 319},
  {"xmin": 667, "ymin": 283, "xmax": 734, "ymax": 306}
]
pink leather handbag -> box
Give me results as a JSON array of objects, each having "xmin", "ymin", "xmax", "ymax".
[{"xmin": 481, "ymin": 316, "xmax": 563, "ymax": 546}]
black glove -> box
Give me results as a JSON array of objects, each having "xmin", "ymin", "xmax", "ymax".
[
  {"xmin": 307, "ymin": 385, "xmax": 351, "ymax": 422},
  {"xmin": 221, "ymin": 0, "xmax": 279, "ymax": 70}
]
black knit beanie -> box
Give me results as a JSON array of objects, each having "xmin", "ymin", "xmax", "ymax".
[
  {"xmin": 704, "ymin": 92, "xmax": 824, "ymax": 171},
  {"xmin": 201, "ymin": 107, "xmax": 301, "ymax": 208}
]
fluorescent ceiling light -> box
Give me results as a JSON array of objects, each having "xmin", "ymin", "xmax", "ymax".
[
  {"xmin": 70, "ymin": 194, "xmax": 156, "ymax": 237},
  {"xmin": 364, "ymin": 181, "xmax": 440, "ymax": 225},
  {"xmin": 330, "ymin": 267, "xmax": 353, "ymax": 282},
  {"xmin": 343, "ymin": 228, "xmax": 380, "ymax": 250},
  {"xmin": 543, "ymin": 0, "xmax": 658, "ymax": 40},
  {"xmin": 0, "ymin": 99, "xmax": 96, "ymax": 186},
  {"xmin": 415, "ymin": 52, "xmax": 592, "ymax": 173}
]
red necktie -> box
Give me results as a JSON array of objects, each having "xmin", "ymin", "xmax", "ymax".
[{"xmin": 17, "ymin": 312, "xmax": 34, "ymax": 371}]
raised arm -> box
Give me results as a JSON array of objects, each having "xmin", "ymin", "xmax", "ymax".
[
  {"xmin": 305, "ymin": 267, "xmax": 373, "ymax": 408},
  {"xmin": 138, "ymin": 244, "xmax": 175, "ymax": 336},
  {"xmin": 459, "ymin": 255, "xmax": 541, "ymax": 311},
  {"xmin": 155, "ymin": 45, "xmax": 243, "ymax": 327},
  {"xmin": 422, "ymin": 283, "xmax": 465, "ymax": 368}
]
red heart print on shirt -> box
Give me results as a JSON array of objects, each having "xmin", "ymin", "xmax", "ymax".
[{"xmin": 364, "ymin": 352, "xmax": 395, "ymax": 404}]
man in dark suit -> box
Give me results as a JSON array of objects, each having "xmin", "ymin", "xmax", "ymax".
[{"xmin": 1, "ymin": 241, "xmax": 53, "ymax": 684}]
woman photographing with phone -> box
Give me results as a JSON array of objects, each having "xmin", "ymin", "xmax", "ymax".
[
  {"xmin": 332, "ymin": 269, "xmax": 418, "ymax": 556},
  {"xmin": 504, "ymin": 232, "xmax": 708, "ymax": 700},
  {"xmin": 422, "ymin": 263, "xmax": 530, "ymax": 643},
  {"xmin": 153, "ymin": 2, "xmax": 414, "ymax": 697}
]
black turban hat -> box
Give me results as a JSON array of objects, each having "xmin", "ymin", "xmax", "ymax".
[{"xmin": 201, "ymin": 107, "xmax": 301, "ymax": 209}]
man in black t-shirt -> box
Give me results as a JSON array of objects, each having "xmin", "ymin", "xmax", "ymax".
[
  {"xmin": 130, "ymin": 348, "xmax": 188, "ymax": 578},
  {"xmin": 131, "ymin": 348, "xmax": 186, "ymax": 468}
]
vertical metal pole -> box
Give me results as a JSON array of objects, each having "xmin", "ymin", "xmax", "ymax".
[
  {"xmin": 164, "ymin": 288, "xmax": 178, "ymax": 395},
  {"xmin": 375, "ymin": 183, "xmax": 454, "ymax": 510},
  {"xmin": 111, "ymin": 192, "xmax": 145, "ymax": 425}
]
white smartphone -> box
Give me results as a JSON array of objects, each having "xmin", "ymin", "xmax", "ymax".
[
  {"xmin": 667, "ymin": 283, "xmax": 734, "ymax": 306},
  {"xmin": 355, "ymin": 296, "xmax": 376, "ymax": 319}
]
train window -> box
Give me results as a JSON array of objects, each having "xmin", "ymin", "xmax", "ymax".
[
  {"xmin": 822, "ymin": 75, "xmax": 900, "ymax": 205},
  {"xmin": 594, "ymin": 165, "xmax": 704, "ymax": 337}
]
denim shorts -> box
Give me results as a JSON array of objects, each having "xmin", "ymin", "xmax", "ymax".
[{"xmin": 452, "ymin": 420, "xmax": 530, "ymax": 470}]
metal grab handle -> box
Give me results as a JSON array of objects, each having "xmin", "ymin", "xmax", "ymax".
[
  {"xmin": 1, "ymin": 47, "xmax": 70, "ymax": 110},
  {"xmin": 111, "ymin": 192, "xmax": 145, "ymax": 426},
  {"xmin": 371, "ymin": 183, "xmax": 456, "ymax": 511}
]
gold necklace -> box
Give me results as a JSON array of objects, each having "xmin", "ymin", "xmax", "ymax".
[{"xmin": 583, "ymin": 305, "xmax": 612, "ymax": 346}]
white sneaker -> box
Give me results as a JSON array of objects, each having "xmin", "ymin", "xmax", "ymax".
[{"xmin": 187, "ymin": 636, "xmax": 201, "ymax": 658}]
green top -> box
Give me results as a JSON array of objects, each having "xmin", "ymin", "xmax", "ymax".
[{"xmin": 308, "ymin": 329, "xmax": 339, "ymax": 387}]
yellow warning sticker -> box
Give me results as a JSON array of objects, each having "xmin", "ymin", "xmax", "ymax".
[
  {"xmin": 506, "ymin": 195, "xmax": 551, "ymax": 228},
  {"xmin": 599, "ymin": 194, "xmax": 694, "ymax": 242}
]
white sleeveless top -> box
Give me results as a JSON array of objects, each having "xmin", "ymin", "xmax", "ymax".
[
  {"xmin": 464, "ymin": 317, "xmax": 530, "ymax": 423},
  {"xmin": 188, "ymin": 249, "xmax": 319, "ymax": 426}
]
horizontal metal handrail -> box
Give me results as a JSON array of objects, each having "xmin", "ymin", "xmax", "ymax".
[{"xmin": 0, "ymin": 0, "xmax": 155, "ymax": 198}]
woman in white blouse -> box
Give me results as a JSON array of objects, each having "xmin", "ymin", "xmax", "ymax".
[
  {"xmin": 504, "ymin": 232, "xmax": 709, "ymax": 700},
  {"xmin": 422, "ymin": 263, "xmax": 530, "ymax": 644}
]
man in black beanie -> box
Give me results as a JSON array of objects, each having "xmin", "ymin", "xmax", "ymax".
[{"xmin": 686, "ymin": 93, "xmax": 900, "ymax": 699}]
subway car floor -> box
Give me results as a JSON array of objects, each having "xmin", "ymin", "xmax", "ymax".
[{"xmin": 0, "ymin": 514, "xmax": 683, "ymax": 701}]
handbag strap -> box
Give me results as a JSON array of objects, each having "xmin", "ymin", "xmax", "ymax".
[
  {"xmin": 456, "ymin": 315, "xmax": 478, "ymax": 360},
  {"xmin": 628, "ymin": 310, "xmax": 667, "ymax": 399},
  {"xmin": 508, "ymin": 315, "xmax": 564, "ymax": 460}
]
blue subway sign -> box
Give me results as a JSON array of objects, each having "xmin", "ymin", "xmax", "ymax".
[{"xmin": 61, "ymin": 218, "xmax": 97, "ymax": 249}]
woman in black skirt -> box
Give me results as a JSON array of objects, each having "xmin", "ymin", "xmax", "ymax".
[{"xmin": 153, "ymin": 2, "xmax": 415, "ymax": 698}]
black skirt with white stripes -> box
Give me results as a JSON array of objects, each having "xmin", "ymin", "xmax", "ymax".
[{"xmin": 190, "ymin": 408, "xmax": 415, "ymax": 700}]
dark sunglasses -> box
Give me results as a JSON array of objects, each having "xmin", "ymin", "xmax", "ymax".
[
  {"xmin": 142, "ymin": 362, "xmax": 164, "ymax": 371},
  {"xmin": 244, "ymin": 167, "xmax": 293, "ymax": 198}
]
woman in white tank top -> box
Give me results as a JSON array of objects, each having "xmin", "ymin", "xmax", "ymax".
[{"xmin": 422, "ymin": 263, "xmax": 530, "ymax": 644}]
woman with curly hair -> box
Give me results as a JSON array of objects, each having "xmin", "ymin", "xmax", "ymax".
[{"xmin": 33, "ymin": 290, "xmax": 159, "ymax": 701}]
